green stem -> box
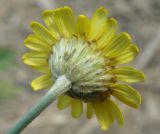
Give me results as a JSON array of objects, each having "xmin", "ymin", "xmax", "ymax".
[{"xmin": 7, "ymin": 75, "xmax": 71, "ymax": 134}]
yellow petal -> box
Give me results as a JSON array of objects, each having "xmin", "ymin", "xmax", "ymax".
[
  {"xmin": 88, "ymin": 7, "xmax": 108, "ymax": 41},
  {"xmin": 42, "ymin": 10, "xmax": 60, "ymax": 39},
  {"xmin": 104, "ymin": 33, "xmax": 131, "ymax": 57},
  {"xmin": 109, "ymin": 45, "xmax": 139, "ymax": 65},
  {"xmin": 71, "ymin": 99, "xmax": 83, "ymax": 118},
  {"xmin": 31, "ymin": 73, "xmax": 53, "ymax": 90},
  {"xmin": 53, "ymin": 6, "xmax": 76, "ymax": 38},
  {"xmin": 30, "ymin": 22, "xmax": 57, "ymax": 45},
  {"xmin": 92, "ymin": 101, "xmax": 110, "ymax": 130},
  {"xmin": 109, "ymin": 67, "xmax": 145, "ymax": 83},
  {"xmin": 106, "ymin": 100, "xmax": 124, "ymax": 127},
  {"xmin": 22, "ymin": 51, "xmax": 49, "ymax": 60},
  {"xmin": 24, "ymin": 34, "xmax": 51, "ymax": 52},
  {"xmin": 110, "ymin": 84, "xmax": 141, "ymax": 108},
  {"xmin": 32, "ymin": 66, "xmax": 50, "ymax": 73},
  {"xmin": 57, "ymin": 95, "xmax": 73, "ymax": 109},
  {"xmin": 23, "ymin": 57, "xmax": 48, "ymax": 66},
  {"xmin": 101, "ymin": 101, "xmax": 114, "ymax": 125},
  {"xmin": 23, "ymin": 52, "xmax": 50, "ymax": 72},
  {"xmin": 86, "ymin": 102, "xmax": 94, "ymax": 119},
  {"xmin": 76, "ymin": 15, "xmax": 91, "ymax": 37},
  {"xmin": 97, "ymin": 18, "xmax": 117, "ymax": 50}
]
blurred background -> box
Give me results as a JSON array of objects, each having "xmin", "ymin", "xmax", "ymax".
[{"xmin": 0, "ymin": 0, "xmax": 160, "ymax": 134}]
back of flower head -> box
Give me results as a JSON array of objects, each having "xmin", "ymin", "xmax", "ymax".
[{"xmin": 7, "ymin": 6, "xmax": 145, "ymax": 134}]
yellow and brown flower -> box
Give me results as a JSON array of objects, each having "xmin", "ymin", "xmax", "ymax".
[{"xmin": 23, "ymin": 6, "xmax": 145, "ymax": 130}]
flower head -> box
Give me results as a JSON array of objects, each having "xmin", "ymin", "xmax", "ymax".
[{"xmin": 23, "ymin": 6, "xmax": 145, "ymax": 130}]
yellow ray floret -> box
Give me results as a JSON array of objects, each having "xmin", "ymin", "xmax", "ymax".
[
  {"xmin": 76, "ymin": 15, "xmax": 91, "ymax": 37},
  {"xmin": 88, "ymin": 7, "xmax": 108, "ymax": 41}
]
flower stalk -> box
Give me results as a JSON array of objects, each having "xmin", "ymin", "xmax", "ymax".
[{"xmin": 7, "ymin": 75, "xmax": 71, "ymax": 134}]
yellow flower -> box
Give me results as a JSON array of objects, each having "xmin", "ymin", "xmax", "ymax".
[{"xmin": 23, "ymin": 6, "xmax": 145, "ymax": 130}]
